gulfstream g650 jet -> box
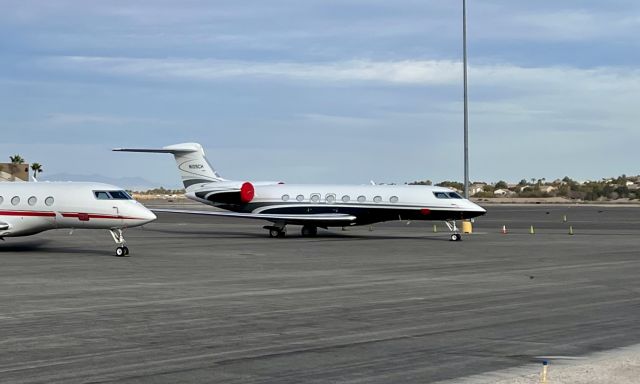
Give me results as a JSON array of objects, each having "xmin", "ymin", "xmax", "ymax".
[{"xmin": 114, "ymin": 143, "xmax": 485, "ymax": 240}]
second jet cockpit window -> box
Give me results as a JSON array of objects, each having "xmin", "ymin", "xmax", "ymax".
[{"xmin": 434, "ymin": 191, "xmax": 464, "ymax": 199}]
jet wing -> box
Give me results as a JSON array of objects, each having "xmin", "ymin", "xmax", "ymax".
[{"xmin": 151, "ymin": 208, "xmax": 356, "ymax": 224}]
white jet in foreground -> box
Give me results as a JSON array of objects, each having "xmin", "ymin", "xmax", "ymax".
[
  {"xmin": 115, "ymin": 143, "xmax": 485, "ymax": 240},
  {"xmin": 0, "ymin": 182, "xmax": 156, "ymax": 256}
]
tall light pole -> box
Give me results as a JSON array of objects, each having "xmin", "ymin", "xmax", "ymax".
[{"xmin": 462, "ymin": 0, "xmax": 470, "ymax": 199}]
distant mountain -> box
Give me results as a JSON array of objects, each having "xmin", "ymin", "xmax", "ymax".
[{"xmin": 40, "ymin": 173, "xmax": 178, "ymax": 191}]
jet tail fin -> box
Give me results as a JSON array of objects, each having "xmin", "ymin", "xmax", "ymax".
[{"xmin": 114, "ymin": 143, "xmax": 226, "ymax": 189}]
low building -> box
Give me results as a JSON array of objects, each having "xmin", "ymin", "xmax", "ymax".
[
  {"xmin": 0, "ymin": 163, "xmax": 29, "ymax": 182},
  {"xmin": 494, "ymin": 188, "xmax": 515, "ymax": 197},
  {"xmin": 470, "ymin": 184, "xmax": 485, "ymax": 195},
  {"xmin": 540, "ymin": 185, "xmax": 557, "ymax": 194}
]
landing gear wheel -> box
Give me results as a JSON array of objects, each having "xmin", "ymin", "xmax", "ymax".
[
  {"xmin": 110, "ymin": 229, "xmax": 129, "ymax": 256},
  {"xmin": 301, "ymin": 225, "xmax": 318, "ymax": 237},
  {"xmin": 450, "ymin": 233, "xmax": 462, "ymax": 242},
  {"xmin": 269, "ymin": 228, "xmax": 286, "ymax": 238}
]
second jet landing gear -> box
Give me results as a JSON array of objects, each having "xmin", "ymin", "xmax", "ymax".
[
  {"xmin": 264, "ymin": 224, "xmax": 287, "ymax": 238},
  {"xmin": 445, "ymin": 220, "xmax": 462, "ymax": 241},
  {"xmin": 109, "ymin": 228, "xmax": 130, "ymax": 256},
  {"xmin": 264, "ymin": 224, "xmax": 318, "ymax": 238}
]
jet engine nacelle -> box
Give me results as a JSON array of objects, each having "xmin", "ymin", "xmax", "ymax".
[{"xmin": 189, "ymin": 180, "xmax": 282, "ymax": 205}]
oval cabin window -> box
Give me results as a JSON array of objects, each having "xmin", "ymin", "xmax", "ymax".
[
  {"xmin": 326, "ymin": 194, "xmax": 336, "ymax": 203},
  {"xmin": 341, "ymin": 195, "xmax": 350, "ymax": 203},
  {"xmin": 373, "ymin": 196, "xmax": 382, "ymax": 203},
  {"xmin": 282, "ymin": 194, "xmax": 290, "ymax": 201},
  {"xmin": 45, "ymin": 196, "xmax": 55, "ymax": 206},
  {"xmin": 28, "ymin": 196, "xmax": 37, "ymax": 206},
  {"xmin": 390, "ymin": 196, "xmax": 399, "ymax": 203},
  {"xmin": 11, "ymin": 196, "xmax": 20, "ymax": 206},
  {"xmin": 310, "ymin": 194, "xmax": 320, "ymax": 203},
  {"xmin": 296, "ymin": 194, "xmax": 304, "ymax": 202},
  {"xmin": 357, "ymin": 195, "xmax": 366, "ymax": 203}
]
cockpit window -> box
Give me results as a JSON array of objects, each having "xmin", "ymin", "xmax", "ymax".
[
  {"xmin": 447, "ymin": 192, "xmax": 463, "ymax": 199},
  {"xmin": 108, "ymin": 191, "xmax": 132, "ymax": 200},
  {"xmin": 433, "ymin": 192, "xmax": 449, "ymax": 199},
  {"xmin": 94, "ymin": 190, "xmax": 132, "ymax": 200},
  {"xmin": 94, "ymin": 191, "xmax": 110, "ymax": 200}
]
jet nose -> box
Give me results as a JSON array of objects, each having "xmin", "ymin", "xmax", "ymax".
[
  {"xmin": 131, "ymin": 202, "xmax": 157, "ymax": 225},
  {"xmin": 141, "ymin": 208, "xmax": 157, "ymax": 224},
  {"xmin": 465, "ymin": 200, "xmax": 486, "ymax": 217},
  {"xmin": 473, "ymin": 202, "xmax": 487, "ymax": 215}
]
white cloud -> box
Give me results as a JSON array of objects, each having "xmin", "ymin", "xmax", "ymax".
[
  {"xmin": 49, "ymin": 56, "xmax": 462, "ymax": 85},
  {"xmin": 45, "ymin": 113, "xmax": 166, "ymax": 126},
  {"xmin": 43, "ymin": 56, "xmax": 640, "ymax": 136},
  {"xmin": 46, "ymin": 57, "xmax": 640, "ymax": 133},
  {"xmin": 48, "ymin": 56, "xmax": 640, "ymax": 92}
]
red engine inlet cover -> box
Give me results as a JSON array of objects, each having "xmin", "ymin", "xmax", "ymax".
[{"xmin": 240, "ymin": 182, "xmax": 255, "ymax": 203}]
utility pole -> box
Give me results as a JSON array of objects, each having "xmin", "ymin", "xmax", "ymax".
[{"xmin": 462, "ymin": 0, "xmax": 470, "ymax": 198}]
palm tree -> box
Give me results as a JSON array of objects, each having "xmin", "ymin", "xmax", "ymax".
[
  {"xmin": 31, "ymin": 163, "xmax": 43, "ymax": 181},
  {"xmin": 8, "ymin": 154, "xmax": 25, "ymax": 181},
  {"xmin": 10, "ymin": 155, "xmax": 24, "ymax": 164}
]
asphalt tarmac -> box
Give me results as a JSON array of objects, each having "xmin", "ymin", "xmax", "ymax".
[{"xmin": 1, "ymin": 205, "xmax": 639, "ymax": 383}]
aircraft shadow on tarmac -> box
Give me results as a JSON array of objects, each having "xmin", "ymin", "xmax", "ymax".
[
  {"xmin": 0, "ymin": 239, "xmax": 115, "ymax": 256},
  {"xmin": 144, "ymin": 227, "xmax": 447, "ymax": 241},
  {"xmin": 0, "ymin": 239, "xmax": 53, "ymax": 252}
]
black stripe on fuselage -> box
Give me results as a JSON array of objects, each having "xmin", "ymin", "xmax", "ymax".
[
  {"xmin": 209, "ymin": 201, "xmax": 483, "ymax": 225},
  {"xmin": 184, "ymin": 179, "xmax": 223, "ymax": 188}
]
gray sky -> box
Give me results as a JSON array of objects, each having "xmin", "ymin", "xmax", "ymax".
[{"xmin": 1, "ymin": 0, "xmax": 639, "ymax": 188}]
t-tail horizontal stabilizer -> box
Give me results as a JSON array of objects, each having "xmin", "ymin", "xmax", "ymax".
[{"xmin": 113, "ymin": 143, "xmax": 225, "ymax": 189}]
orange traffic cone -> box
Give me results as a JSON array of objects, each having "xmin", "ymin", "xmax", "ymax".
[{"xmin": 501, "ymin": 225, "xmax": 507, "ymax": 234}]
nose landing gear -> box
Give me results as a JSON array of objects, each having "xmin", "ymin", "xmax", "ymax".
[
  {"xmin": 445, "ymin": 220, "xmax": 462, "ymax": 241},
  {"xmin": 109, "ymin": 228, "xmax": 130, "ymax": 256},
  {"xmin": 115, "ymin": 245, "xmax": 129, "ymax": 257}
]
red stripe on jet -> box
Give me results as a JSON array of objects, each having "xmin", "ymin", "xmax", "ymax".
[
  {"xmin": 0, "ymin": 211, "xmax": 144, "ymax": 220},
  {"xmin": 61, "ymin": 212, "xmax": 142, "ymax": 220},
  {"xmin": 0, "ymin": 210, "xmax": 56, "ymax": 217}
]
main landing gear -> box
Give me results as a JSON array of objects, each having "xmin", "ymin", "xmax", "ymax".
[
  {"xmin": 264, "ymin": 224, "xmax": 287, "ymax": 238},
  {"xmin": 445, "ymin": 220, "xmax": 462, "ymax": 241},
  {"xmin": 109, "ymin": 228, "xmax": 130, "ymax": 256},
  {"xmin": 263, "ymin": 224, "xmax": 319, "ymax": 238}
]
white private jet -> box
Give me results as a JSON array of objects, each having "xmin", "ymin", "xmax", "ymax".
[
  {"xmin": 0, "ymin": 182, "xmax": 157, "ymax": 256},
  {"xmin": 114, "ymin": 143, "xmax": 486, "ymax": 240}
]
